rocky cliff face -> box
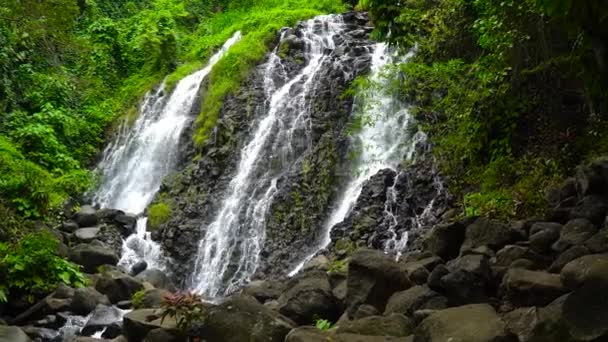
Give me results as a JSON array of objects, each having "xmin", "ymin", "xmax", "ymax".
[{"xmin": 151, "ymin": 12, "xmax": 376, "ymax": 285}]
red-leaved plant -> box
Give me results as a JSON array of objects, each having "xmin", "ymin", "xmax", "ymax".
[{"xmin": 161, "ymin": 292, "xmax": 206, "ymax": 331}]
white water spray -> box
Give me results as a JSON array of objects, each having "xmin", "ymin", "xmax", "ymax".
[
  {"xmin": 289, "ymin": 43, "xmax": 423, "ymax": 276},
  {"xmin": 93, "ymin": 32, "xmax": 242, "ymax": 270},
  {"xmin": 191, "ymin": 15, "xmax": 353, "ymax": 297}
]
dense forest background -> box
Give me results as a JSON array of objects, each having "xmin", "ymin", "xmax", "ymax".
[{"xmin": 362, "ymin": 0, "xmax": 608, "ymax": 218}]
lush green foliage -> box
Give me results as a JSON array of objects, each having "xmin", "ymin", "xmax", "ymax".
[
  {"xmin": 362, "ymin": 0, "xmax": 607, "ymax": 218},
  {"xmin": 314, "ymin": 317, "xmax": 334, "ymax": 330},
  {"xmin": 0, "ymin": 231, "xmax": 86, "ymax": 302},
  {"xmin": 131, "ymin": 289, "xmax": 146, "ymax": 309},
  {"xmin": 148, "ymin": 202, "xmax": 172, "ymax": 229},
  {"xmin": 161, "ymin": 292, "xmax": 206, "ymax": 331}
]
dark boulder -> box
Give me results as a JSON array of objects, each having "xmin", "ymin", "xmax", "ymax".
[
  {"xmin": 242, "ymin": 280, "xmax": 286, "ymax": 303},
  {"xmin": 423, "ymin": 222, "xmax": 466, "ymax": 261},
  {"xmin": 576, "ymin": 157, "xmax": 608, "ymax": 196},
  {"xmin": 0, "ymin": 326, "xmax": 30, "ymax": 342},
  {"xmin": 529, "ymin": 222, "xmax": 562, "ymax": 254},
  {"xmin": 434, "ymin": 254, "xmax": 493, "ymax": 305},
  {"xmin": 81, "ymin": 304, "xmax": 124, "ymax": 336},
  {"xmin": 563, "ymin": 279, "xmax": 608, "ymax": 340},
  {"xmin": 68, "ymin": 243, "xmax": 118, "ymax": 273},
  {"xmin": 561, "ymin": 253, "xmax": 608, "ymax": 289},
  {"xmin": 345, "ymin": 249, "xmax": 411, "ymax": 314},
  {"xmin": 71, "ymin": 287, "xmax": 110, "ymax": 315},
  {"xmin": 123, "ymin": 308, "xmax": 181, "ymax": 342},
  {"xmin": 285, "ymin": 327, "xmax": 413, "ymax": 342},
  {"xmin": 584, "ymin": 227, "xmax": 608, "ymax": 253},
  {"xmin": 336, "ymin": 314, "xmax": 414, "ymax": 337},
  {"xmin": 278, "ymin": 270, "xmax": 338, "ymax": 325},
  {"xmin": 130, "ymin": 261, "xmax": 148, "ymax": 276},
  {"xmin": 414, "ymin": 304, "xmax": 512, "ymax": 342},
  {"xmin": 135, "ymin": 269, "xmax": 174, "ymax": 291},
  {"xmin": 74, "ymin": 205, "xmax": 98, "ymax": 227},
  {"xmin": 192, "ymin": 294, "xmax": 294, "ymax": 342},
  {"xmin": 549, "ymin": 245, "xmax": 590, "ymax": 272},
  {"xmin": 134, "ymin": 289, "xmax": 170, "ymax": 309},
  {"xmin": 501, "ymin": 268, "xmax": 567, "ymax": 307},
  {"xmin": 552, "ymin": 218, "xmax": 597, "ymax": 252},
  {"xmin": 74, "ymin": 227, "xmax": 102, "ymax": 242},
  {"xmin": 460, "ymin": 218, "xmax": 519, "ymax": 253},
  {"xmin": 501, "ymin": 307, "xmax": 539, "ymax": 342},
  {"xmin": 96, "ymin": 269, "xmax": 144, "ymax": 303},
  {"xmin": 384, "ymin": 286, "xmax": 448, "ymax": 317}
]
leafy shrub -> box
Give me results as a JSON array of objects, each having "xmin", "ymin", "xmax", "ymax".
[
  {"xmin": 161, "ymin": 292, "xmax": 206, "ymax": 331},
  {"xmin": 314, "ymin": 317, "xmax": 334, "ymax": 330},
  {"xmin": 0, "ymin": 231, "xmax": 86, "ymax": 302},
  {"xmin": 148, "ymin": 202, "xmax": 172, "ymax": 229}
]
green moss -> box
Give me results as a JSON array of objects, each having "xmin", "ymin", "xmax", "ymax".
[
  {"xmin": 131, "ymin": 289, "xmax": 146, "ymax": 309},
  {"xmin": 279, "ymin": 40, "xmax": 290, "ymax": 59},
  {"xmin": 328, "ymin": 258, "xmax": 349, "ymax": 274},
  {"xmin": 148, "ymin": 202, "xmax": 172, "ymax": 229}
]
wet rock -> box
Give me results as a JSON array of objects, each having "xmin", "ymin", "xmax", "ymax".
[
  {"xmin": 552, "ymin": 218, "xmax": 597, "ymax": 252},
  {"xmin": 529, "ymin": 222, "xmax": 562, "ymax": 254},
  {"xmin": 561, "ymin": 253, "xmax": 608, "ymax": 289},
  {"xmin": 278, "ymin": 270, "xmax": 338, "ymax": 325},
  {"xmin": 61, "ymin": 221, "xmax": 79, "ymax": 233},
  {"xmin": 74, "ymin": 227, "xmax": 101, "ymax": 242},
  {"xmin": 74, "ymin": 205, "xmax": 98, "ymax": 227},
  {"xmin": 584, "ymin": 227, "xmax": 608, "ymax": 253},
  {"xmin": 81, "ymin": 304, "xmax": 123, "ymax": 336},
  {"xmin": 563, "ymin": 279, "xmax": 608, "ymax": 340},
  {"xmin": 123, "ymin": 309, "xmax": 180, "ymax": 342},
  {"xmin": 336, "ymin": 314, "xmax": 414, "ymax": 337},
  {"xmin": 71, "ymin": 287, "xmax": 111, "ymax": 315},
  {"xmin": 135, "ymin": 269, "xmax": 174, "ymax": 291},
  {"xmin": 577, "ymin": 157, "xmax": 608, "ymax": 196},
  {"xmin": 345, "ymin": 249, "xmax": 411, "ymax": 314},
  {"xmin": 529, "ymin": 295, "xmax": 576, "ymax": 341},
  {"xmin": 192, "ymin": 294, "xmax": 294, "ymax": 342},
  {"xmin": 130, "ymin": 261, "xmax": 148, "ymax": 276},
  {"xmin": 134, "ymin": 289, "xmax": 170, "ymax": 309},
  {"xmin": 461, "ymin": 218, "xmax": 519, "ymax": 253},
  {"xmin": 495, "ymin": 245, "xmax": 546, "ymax": 268},
  {"xmin": 549, "ymin": 245, "xmax": 590, "ymax": 272},
  {"xmin": 501, "ymin": 268, "xmax": 567, "ymax": 307},
  {"xmin": 68, "ymin": 243, "xmax": 118, "ymax": 273},
  {"xmin": 352, "ymin": 304, "xmax": 379, "ymax": 320},
  {"xmin": 285, "ymin": 327, "xmax": 413, "ymax": 342},
  {"xmin": 242, "ymin": 280, "xmax": 286, "ymax": 303},
  {"xmin": 11, "ymin": 296, "xmax": 71, "ymax": 325},
  {"xmin": 21, "ymin": 326, "xmax": 59, "ymax": 341},
  {"xmin": 0, "ymin": 326, "xmax": 30, "ymax": 342},
  {"xmin": 96, "ymin": 269, "xmax": 144, "ymax": 303},
  {"xmin": 114, "ymin": 214, "xmax": 137, "ymax": 237},
  {"xmin": 436, "ymin": 255, "xmax": 493, "ymax": 305},
  {"xmin": 32, "ymin": 314, "xmax": 66, "ymax": 329},
  {"xmin": 302, "ymin": 255, "xmax": 330, "ymax": 272},
  {"xmin": 501, "ymin": 307, "xmax": 539, "ymax": 342},
  {"xmin": 144, "ymin": 328, "xmax": 185, "ymax": 342},
  {"xmin": 384, "ymin": 286, "xmax": 448, "ymax": 317},
  {"xmin": 570, "ymin": 195, "xmax": 608, "ymax": 226},
  {"xmin": 415, "ymin": 304, "xmax": 511, "ymax": 342},
  {"xmin": 423, "ymin": 222, "xmax": 466, "ymax": 261}
]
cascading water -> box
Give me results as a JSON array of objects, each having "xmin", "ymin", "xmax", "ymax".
[
  {"xmin": 92, "ymin": 32, "xmax": 242, "ymax": 270},
  {"xmin": 289, "ymin": 43, "xmax": 425, "ymax": 275},
  {"xmin": 191, "ymin": 15, "xmax": 352, "ymax": 298}
]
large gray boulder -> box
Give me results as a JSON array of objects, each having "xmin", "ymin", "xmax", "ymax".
[
  {"xmin": 415, "ymin": 304, "xmax": 512, "ymax": 342},
  {"xmin": 135, "ymin": 269, "xmax": 175, "ymax": 291},
  {"xmin": 191, "ymin": 294, "xmax": 294, "ymax": 342},
  {"xmin": 123, "ymin": 309, "xmax": 181, "ymax": 342},
  {"xmin": 71, "ymin": 287, "xmax": 111, "ymax": 315},
  {"xmin": 96, "ymin": 269, "xmax": 144, "ymax": 303},
  {"xmin": 285, "ymin": 326, "xmax": 413, "ymax": 342},
  {"xmin": 560, "ymin": 253, "xmax": 608, "ymax": 289},
  {"xmin": 278, "ymin": 270, "xmax": 338, "ymax": 325},
  {"xmin": 0, "ymin": 326, "xmax": 30, "ymax": 342},
  {"xmin": 552, "ymin": 219, "xmax": 597, "ymax": 252},
  {"xmin": 74, "ymin": 227, "xmax": 102, "ymax": 242},
  {"xmin": 501, "ymin": 268, "xmax": 567, "ymax": 307},
  {"xmin": 346, "ymin": 249, "xmax": 411, "ymax": 314},
  {"xmin": 423, "ymin": 222, "xmax": 466, "ymax": 260},
  {"xmin": 242, "ymin": 279, "xmax": 286, "ymax": 303},
  {"xmin": 74, "ymin": 205, "xmax": 98, "ymax": 227},
  {"xmin": 460, "ymin": 218, "xmax": 519, "ymax": 253},
  {"xmin": 68, "ymin": 243, "xmax": 118, "ymax": 273},
  {"xmin": 336, "ymin": 314, "xmax": 414, "ymax": 337},
  {"xmin": 384, "ymin": 286, "xmax": 447, "ymax": 317}
]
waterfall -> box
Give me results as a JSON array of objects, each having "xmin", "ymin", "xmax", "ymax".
[
  {"xmin": 92, "ymin": 32, "xmax": 242, "ymax": 270},
  {"xmin": 289, "ymin": 43, "xmax": 424, "ymax": 276},
  {"xmin": 190, "ymin": 15, "xmax": 351, "ymax": 298}
]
